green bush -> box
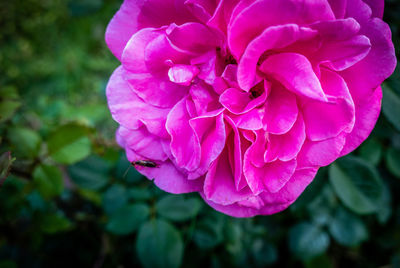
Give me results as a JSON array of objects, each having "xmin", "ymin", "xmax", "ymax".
[{"xmin": 1, "ymin": 0, "xmax": 400, "ymax": 267}]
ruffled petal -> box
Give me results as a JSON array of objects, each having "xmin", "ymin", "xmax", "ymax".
[
  {"xmin": 238, "ymin": 24, "xmax": 317, "ymax": 90},
  {"xmin": 302, "ymin": 69, "xmax": 355, "ymax": 141},
  {"xmin": 203, "ymin": 148, "xmax": 253, "ymax": 205},
  {"xmin": 340, "ymin": 87, "xmax": 382, "ymax": 156},
  {"xmin": 228, "ymin": 0, "xmax": 335, "ymax": 58},
  {"xmin": 297, "ymin": 133, "xmax": 347, "ymax": 167},
  {"xmin": 341, "ymin": 18, "xmax": 396, "ymax": 100},
  {"xmin": 188, "ymin": 111, "xmax": 226, "ymax": 179},
  {"xmin": 106, "ymin": 66, "xmax": 170, "ymax": 137},
  {"xmin": 166, "ymin": 97, "xmax": 201, "ymax": 171},
  {"xmin": 117, "ymin": 126, "xmax": 168, "ymax": 161},
  {"xmin": 167, "ymin": 22, "xmax": 222, "ymax": 53},
  {"xmin": 105, "ymin": 0, "xmax": 144, "ymax": 60},
  {"xmin": 265, "ymin": 113, "xmax": 306, "ymax": 162},
  {"xmin": 263, "ymin": 84, "xmax": 298, "ymax": 135},
  {"xmin": 220, "ymin": 87, "xmax": 267, "ymax": 114},
  {"xmin": 260, "ymin": 53, "xmax": 327, "ymax": 101}
]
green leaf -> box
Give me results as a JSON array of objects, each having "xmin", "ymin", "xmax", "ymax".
[
  {"xmin": 136, "ymin": 219, "xmax": 183, "ymax": 268},
  {"xmin": 0, "ymin": 152, "xmax": 15, "ymax": 186},
  {"xmin": 40, "ymin": 213, "xmax": 72, "ymax": 234},
  {"xmin": 102, "ymin": 184, "xmax": 128, "ymax": 215},
  {"xmin": 128, "ymin": 187, "xmax": 153, "ymax": 201},
  {"xmin": 251, "ymin": 239, "xmax": 278, "ymax": 267},
  {"xmin": 0, "ymin": 100, "xmax": 21, "ymax": 123},
  {"xmin": 359, "ymin": 138, "xmax": 382, "ymax": 165},
  {"xmin": 47, "ymin": 123, "xmax": 91, "ymax": 164},
  {"xmin": 328, "ymin": 206, "xmax": 368, "ymax": 247},
  {"xmin": 377, "ymin": 182, "xmax": 392, "ymax": 224},
  {"xmin": 291, "ymin": 167, "xmax": 328, "ymax": 211},
  {"xmin": 329, "ymin": 156, "xmax": 384, "ymax": 214},
  {"xmin": 382, "ymin": 84, "xmax": 400, "ymax": 131},
  {"xmin": 156, "ymin": 195, "xmax": 202, "ymax": 222},
  {"xmin": 33, "ymin": 164, "xmax": 63, "ymax": 199},
  {"xmin": 0, "ymin": 260, "xmax": 17, "ymax": 268},
  {"xmin": 289, "ymin": 222, "xmax": 330, "ymax": 260},
  {"xmin": 8, "ymin": 127, "xmax": 42, "ymax": 158},
  {"xmin": 106, "ymin": 203, "xmax": 150, "ymax": 235},
  {"xmin": 0, "ymin": 86, "xmax": 20, "ymax": 123},
  {"xmin": 386, "ymin": 147, "xmax": 400, "ymax": 178},
  {"xmin": 304, "ymin": 254, "xmax": 333, "ymax": 268},
  {"xmin": 307, "ymin": 185, "xmax": 337, "ymax": 227},
  {"xmin": 193, "ymin": 213, "xmax": 225, "ymax": 249},
  {"xmin": 68, "ymin": 155, "xmax": 110, "ymax": 190},
  {"xmin": 115, "ymin": 154, "xmax": 142, "ymax": 183}
]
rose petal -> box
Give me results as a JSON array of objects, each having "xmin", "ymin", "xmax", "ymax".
[
  {"xmin": 340, "ymin": 87, "xmax": 382, "ymax": 156},
  {"xmin": 265, "ymin": 113, "xmax": 306, "ymax": 162},
  {"xmin": 228, "ymin": 0, "xmax": 335, "ymax": 58},
  {"xmin": 106, "ymin": 66, "xmax": 170, "ymax": 137},
  {"xmin": 238, "ymin": 24, "xmax": 317, "ymax": 91},
  {"xmin": 302, "ymin": 69, "xmax": 355, "ymax": 141},
  {"xmin": 260, "ymin": 53, "xmax": 327, "ymax": 101},
  {"xmin": 117, "ymin": 126, "xmax": 168, "ymax": 161},
  {"xmin": 166, "ymin": 97, "xmax": 201, "ymax": 171},
  {"xmin": 263, "ymin": 84, "xmax": 298, "ymax": 135},
  {"xmin": 188, "ymin": 112, "xmax": 226, "ymax": 179},
  {"xmin": 168, "ymin": 64, "xmax": 200, "ymax": 86},
  {"xmin": 203, "ymin": 148, "xmax": 253, "ymax": 205},
  {"xmin": 105, "ymin": 0, "xmax": 144, "ymax": 60},
  {"xmin": 297, "ymin": 133, "xmax": 347, "ymax": 167}
]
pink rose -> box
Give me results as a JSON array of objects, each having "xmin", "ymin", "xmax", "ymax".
[{"xmin": 106, "ymin": 0, "xmax": 396, "ymax": 217}]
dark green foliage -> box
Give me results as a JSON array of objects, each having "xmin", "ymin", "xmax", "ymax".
[{"xmin": 0, "ymin": 0, "xmax": 400, "ymax": 267}]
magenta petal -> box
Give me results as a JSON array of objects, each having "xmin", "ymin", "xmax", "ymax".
[
  {"xmin": 297, "ymin": 133, "xmax": 347, "ymax": 167},
  {"xmin": 207, "ymin": 0, "xmax": 240, "ymax": 34},
  {"xmin": 341, "ymin": 18, "xmax": 396, "ymax": 100},
  {"xmin": 166, "ymin": 97, "xmax": 201, "ymax": 171},
  {"xmin": 248, "ymin": 130, "xmax": 268, "ymax": 168},
  {"xmin": 315, "ymin": 35, "xmax": 371, "ymax": 71},
  {"xmin": 203, "ymin": 149, "xmax": 253, "ymax": 205},
  {"xmin": 328, "ymin": 0, "xmax": 347, "ymax": 19},
  {"xmin": 184, "ymin": 0, "xmax": 216, "ymax": 23},
  {"xmin": 362, "ymin": 0, "xmax": 384, "ymax": 18},
  {"xmin": 260, "ymin": 53, "xmax": 327, "ymax": 101},
  {"xmin": 105, "ymin": 0, "xmax": 143, "ymax": 60},
  {"xmin": 106, "ymin": 66, "xmax": 170, "ymax": 137},
  {"xmin": 340, "ymin": 87, "xmax": 382, "ymax": 156},
  {"xmin": 188, "ymin": 112, "xmax": 226, "ymax": 180},
  {"xmin": 229, "ymin": 109, "xmax": 264, "ymax": 130},
  {"xmin": 245, "ymin": 141, "xmax": 297, "ymax": 194},
  {"xmin": 262, "ymin": 159, "xmax": 297, "ymax": 193},
  {"xmin": 225, "ymin": 116, "xmax": 248, "ymax": 191},
  {"xmin": 122, "ymin": 28, "xmax": 161, "ymax": 73},
  {"xmin": 228, "ymin": 0, "xmax": 335, "ymax": 58},
  {"xmin": 168, "ymin": 64, "xmax": 199, "ymax": 86},
  {"xmin": 263, "ymin": 85, "xmax": 298, "ymax": 135},
  {"xmin": 125, "ymin": 72, "xmax": 188, "ymax": 108},
  {"xmin": 302, "ymin": 69, "xmax": 355, "ymax": 141},
  {"xmin": 238, "ymin": 24, "xmax": 317, "ymax": 91},
  {"xmin": 220, "ymin": 87, "xmax": 266, "ymax": 114},
  {"xmin": 152, "ymin": 161, "xmax": 203, "ymax": 194},
  {"xmin": 260, "ymin": 167, "xmax": 318, "ymax": 205},
  {"xmin": 138, "ymin": 0, "xmax": 196, "ymax": 29},
  {"xmin": 265, "ymin": 113, "xmax": 306, "ymax": 162},
  {"xmin": 167, "ymin": 22, "xmax": 222, "ymax": 53},
  {"xmin": 117, "ymin": 126, "xmax": 168, "ymax": 161},
  {"xmin": 144, "ymin": 32, "xmax": 192, "ymax": 73},
  {"xmin": 189, "ymin": 82, "xmax": 219, "ymax": 115},
  {"xmin": 310, "ymin": 18, "xmax": 360, "ymax": 41}
]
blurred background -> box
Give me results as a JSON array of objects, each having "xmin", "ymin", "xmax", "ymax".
[{"xmin": 0, "ymin": 0, "xmax": 400, "ymax": 267}]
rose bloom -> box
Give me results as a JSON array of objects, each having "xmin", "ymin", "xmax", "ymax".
[{"xmin": 106, "ymin": 0, "xmax": 396, "ymax": 217}]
